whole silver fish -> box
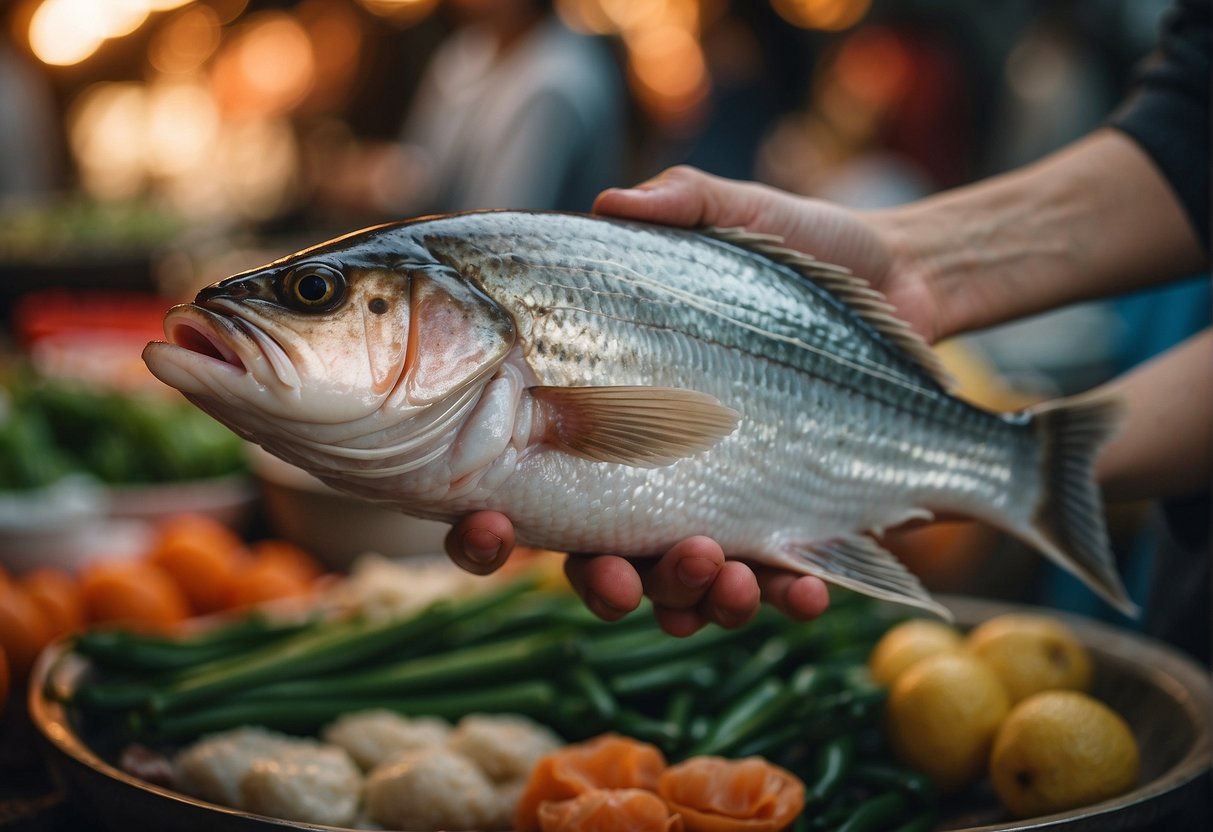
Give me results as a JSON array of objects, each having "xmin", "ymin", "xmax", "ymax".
[{"xmin": 142, "ymin": 211, "xmax": 1133, "ymax": 618}]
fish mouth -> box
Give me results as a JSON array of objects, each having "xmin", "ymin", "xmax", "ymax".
[{"xmin": 162, "ymin": 303, "xmax": 300, "ymax": 388}]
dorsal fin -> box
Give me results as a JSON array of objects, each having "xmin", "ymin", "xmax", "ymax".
[{"xmin": 704, "ymin": 226, "xmax": 955, "ymax": 390}]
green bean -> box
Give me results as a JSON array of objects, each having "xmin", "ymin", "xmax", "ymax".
[
  {"xmin": 689, "ymin": 677, "xmax": 791, "ymax": 757},
  {"xmin": 608, "ymin": 656, "xmax": 719, "ymax": 698},
  {"xmin": 152, "ymin": 577, "xmax": 538, "ymax": 714},
  {"xmin": 833, "ymin": 791, "xmax": 909, "ymax": 832},
  {"xmin": 702, "ymin": 634, "xmax": 793, "ymax": 710},
  {"xmin": 147, "ymin": 680, "xmax": 560, "ymax": 742},
  {"xmin": 226, "ymin": 630, "xmax": 578, "ymax": 704},
  {"xmin": 806, "ymin": 735, "xmax": 857, "ymax": 805},
  {"xmin": 565, "ymin": 665, "xmax": 618, "ymax": 724},
  {"xmin": 851, "ymin": 763, "xmax": 935, "ymax": 806}
]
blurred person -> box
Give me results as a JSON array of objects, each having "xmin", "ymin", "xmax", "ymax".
[
  {"xmin": 0, "ymin": 33, "xmax": 59, "ymax": 202},
  {"xmin": 444, "ymin": 0, "xmax": 1210, "ymax": 654},
  {"xmin": 322, "ymin": 0, "xmax": 625, "ymax": 216}
]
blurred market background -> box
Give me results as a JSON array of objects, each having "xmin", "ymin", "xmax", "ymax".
[{"xmin": 1, "ymin": 0, "xmax": 1209, "ymax": 627}]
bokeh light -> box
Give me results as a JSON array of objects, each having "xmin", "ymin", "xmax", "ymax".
[
  {"xmin": 26, "ymin": 0, "xmax": 194, "ymax": 66},
  {"xmin": 772, "ymin": 0, "xmax": 871, "ymax": 32},
  {"xmin": 211, "ymin": 11, "xmax": 316, "ymax": 118},
  {"xmin": 356, "ymin": 0, "xmax": 439, "ymax": 26},
  {"xmin": 149, "ymin": 4, "xmax": 222, "ymax": 75}
]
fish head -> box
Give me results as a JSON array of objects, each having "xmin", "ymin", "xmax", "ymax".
[{"xmin": 142, "ymin": 224, "xmax": 517, "ymax": 461}]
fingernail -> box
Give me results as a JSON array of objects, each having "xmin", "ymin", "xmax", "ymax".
[
  {"xmin": 676, "ymin": 557, "xmax": 717, "ymax": 589},
  {"xmin": 588, "ymin": 593, "xmax": 628, "ymax": 620},
  {"xmin": 462, "ymin": 529, "xmax": 502, "ymax": 565}
]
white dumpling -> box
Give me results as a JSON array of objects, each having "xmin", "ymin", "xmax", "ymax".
[
  {"xmin": 363, "ymin": 747, "xmax": 499, "ymax": 831},
  {"xmin": 173, "ymin": 726, "xmax": 297, "ymax": 808},
  {"xmin": 323, "ymin": 708, "xmax": 451, "ymax": 770},
  {"xmin": 446, "ymin": 713, "xmax": 563, "ymax": 782},
  {"xmin": 240, "ymin": 744, "xmax": 363, "ymax": 826}
]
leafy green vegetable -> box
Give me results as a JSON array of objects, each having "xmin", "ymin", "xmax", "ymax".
[{"xmin": 1, "ymin": 370, "xmax": 246, "ymax": 490}]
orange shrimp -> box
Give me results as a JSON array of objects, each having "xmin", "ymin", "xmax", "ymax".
[
  {"xmin": 656, "ymin": 756, "xmax": 805, "ymax": 832},
  {"xmin": 537, "ymin": 789, "xmax": 684, "ymax": 832},
  {"xmin": 515, "ymin": 734, "xmax": 668, "ymax": 832}
]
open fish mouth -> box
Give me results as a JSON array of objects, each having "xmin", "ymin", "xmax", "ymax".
[{"xmin": 163, "ymin": 304, "xmax": 300, "ymax": 389}]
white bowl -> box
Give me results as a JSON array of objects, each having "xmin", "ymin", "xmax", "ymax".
[{"xmin": 249, "ymin": 447, "xmax": 451, "ymax": 571}]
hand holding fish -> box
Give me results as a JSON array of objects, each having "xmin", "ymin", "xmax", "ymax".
[
  {"xmin": 444, "ymin": 129, "xmax": 1208, "ymax": 633},
  {"xmin": 446, "ymin": 513, "xmax": 819, "ymax": 635},
  {"xmin": 146, "ymin": 128, "xmax": 1213, "ymax": 634}
]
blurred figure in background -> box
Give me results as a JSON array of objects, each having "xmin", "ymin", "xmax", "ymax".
[
  {"xmin": 322, "ymin": 0, "xmax": 626, "ymax": 218},
  {"xmin": 0, "ymin": 31, "xmax": 60, "ymax": 203}
]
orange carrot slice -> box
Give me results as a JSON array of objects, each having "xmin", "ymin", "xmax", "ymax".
[{"xmin": 656, "ymin": 756, "xmax": 805, "ymax": 832}]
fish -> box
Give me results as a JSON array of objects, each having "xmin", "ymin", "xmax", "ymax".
[{"xmin": 142, "ymin": 210, "xmax": 1134, "ymax": 618}]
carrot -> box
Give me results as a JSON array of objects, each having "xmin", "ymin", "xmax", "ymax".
[
  {"xmin": 537, "ymin": 789, "xmax": 684, "ymax": 832},
  {"xmin": 0, "ymin": 581, "xmax": 55, "ymax": 681},
  {"xmin": 19, "ymin": 567, "xmax": 85, "ymax": 638},
  {"xmin": 656, "ymin": 756, "xmax": 805, "ymax": 832},
  {"xmin": 516, "ymin": 734, "xmax": 669, "ymax": 832},
  {"xmin": 146, "ymin": 514, "xmax": 247, "ymax": 615}
]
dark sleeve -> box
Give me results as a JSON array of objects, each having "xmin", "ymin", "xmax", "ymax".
[{"xmin": 1109, "ymin": 0, "xmax": 1211, "ymax": 255}]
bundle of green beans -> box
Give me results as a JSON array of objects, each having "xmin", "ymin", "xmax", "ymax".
[{"xmin": 63, "ymin": 572, "xmax": 936, "ymax": 831}]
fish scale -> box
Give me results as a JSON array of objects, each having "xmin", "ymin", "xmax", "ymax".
[{"xmin": 143, "ymin": 210, "xmax": 1134, "ymax": 618}]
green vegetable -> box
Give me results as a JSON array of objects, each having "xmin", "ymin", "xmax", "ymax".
[
  {"xmin": 833, "ymin": 791, "xmax": 909, "ymax": 832},
  {"xmin": 63, "ymin": 569, "xmax": 932, "ymax": 831},
  {"xmin": 806, "ymin": 735, "xmax": 857, "ymax": 805}
]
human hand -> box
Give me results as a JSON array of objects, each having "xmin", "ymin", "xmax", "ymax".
[
  {"xmin": 445, "ymin": 512, "xmax": 830, "ymax": 636},
  {"xmin": 593, "ymin": 165, "xmax": 944, "ymax": 344}
]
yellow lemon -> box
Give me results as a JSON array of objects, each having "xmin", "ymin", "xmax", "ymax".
[
  {"xmin": 868, "ymin": 618, "xmax": 964, "ymax": 688},
  {"xmin": 990, "ymin": 690, "xmax": 1140, "ymax": 817},
  {"xmin": 885, "ymin": 651, "xmax": 1010, "ymax": 794},
  {"xmin": 965, "ymin": 613, "xmax": 1092, "ymax": 703}
]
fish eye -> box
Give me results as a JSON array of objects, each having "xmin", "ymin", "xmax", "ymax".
[{"xmin": 283, "ymin": 264, "xmax": 345, "ymax": 310}]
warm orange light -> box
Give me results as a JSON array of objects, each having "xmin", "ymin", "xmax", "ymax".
[
  {"xmin": 68, "ymin": 82, "xmax": 149, "ymax": 198},
  {"xmin": 297, "ymin": 0, "xmax": 364, "ymax": 113},
  {"xmin": 626, "ymin": 23, "xmax": 709, "ymax": 123},
  {"xmin": 146, "ymin": 80, "xmax": 220, "ymax": 177},
  {"xmin": 28, "ymin": 0, "xmax": 111, "ymax": 66},
  {"xmin": 27, "ymin": 0, "xmax": 199, "ymax": 67},
  {"xmin": 211, "ymin": 11, "xmax": 315, "ymax": 118},
  {"xmin": 149, "ymin": 4, "xmax": 221, "ymax": 75},
  {"xmin": 772, "ymin": 0, "xmax": 871, "ymax": 32},
  {"xmin": 355, "ymin": 0, "xmax": 438, "ymax": 26}
]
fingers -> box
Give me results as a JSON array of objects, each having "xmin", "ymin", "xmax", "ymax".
[
  {"xmin": 638, "ymin": 538, "xmax": 761, "ymax": 636},
  {"xmin": 443, "ymin": 511, "xmax": 515, "ymax": 576},
  {"xmin": 564, "ymin": 554, "xmax": 643, "ymax": 621},
  {"xmin": 566, "ymin": 537, "xmax": 764, "ymax": 636},
  {"xmin": 593, "ymin": 166, "xmax": 771, "ymax": 231},
  {"xmin": 754, "ymin": 566, "xmax": 831, "ymax": 621}
]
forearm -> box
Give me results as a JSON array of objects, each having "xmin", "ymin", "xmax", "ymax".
[
  {"xmin": 872, "ymin": 129, "xmax": 1208, "ymax": 342},
  {"xmin": 1095, "ymin": 328, "xmax": 1211, "ymax": 502}
]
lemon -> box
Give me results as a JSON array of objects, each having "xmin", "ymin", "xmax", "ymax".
[
  {"xmin": 966, "ymin": 613, "xmax": 1092, "ymax": 703},
  {"xmin": 990, "ymin": 690, "xmax": 1140, "ymax": 817},
  {"xmin": 885, "ymin": 651, "xmax": 1010, "ymax": 794},
  {"xmin": 868, "ymin": 618, "xmax": 964, "ymax": 688}
]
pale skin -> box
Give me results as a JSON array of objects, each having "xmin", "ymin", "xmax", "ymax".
[{"xmin": 445, "ymin": 128, "xmax": 1210, "ymax": 635}]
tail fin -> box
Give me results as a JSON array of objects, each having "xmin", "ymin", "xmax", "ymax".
[{"xmin": 1025, "ymin": 391, "xmax": 1137, "ymax": 616}]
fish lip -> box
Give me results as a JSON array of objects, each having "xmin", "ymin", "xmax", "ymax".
[{"xmin": 164, "ymin": 303, "xmax": 299, "ymax": 389}]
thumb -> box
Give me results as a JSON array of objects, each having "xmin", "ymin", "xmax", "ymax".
[{"xmin": 593, "ymin": 166, "xmax": 758, "ymax": 229}]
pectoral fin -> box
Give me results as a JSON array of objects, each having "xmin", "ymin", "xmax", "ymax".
[
  {"xmin": 532, "ymin": 385, "xmax": 740, "ymax": 468},
  {"xmin": 782, "ymin": 535, "xmax": 953, "ymax": 620}
]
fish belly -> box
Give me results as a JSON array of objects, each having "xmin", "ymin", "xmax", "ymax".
[{"xmin": 488, "ymin": 359, "xmax": 1036, "ymax": 562}]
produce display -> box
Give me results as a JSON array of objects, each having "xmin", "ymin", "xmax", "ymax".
[
  {"xmin": 50, "ymin": 557, "xmax": 943, "ymax": 831},
  {"xmin": 870, "ymin": 614, "xmax": 1141, "ymax": 818},
  {"xmin": 16, "ymin": 525, "xmax": 1151, "ymax": 831},
  {"xmin": 0, "ymin": 514, "xmax": 325, "ymax": 684},
  {"xmin": 0, "ymin": 371, "xmax": 246, "ymax": 491}
]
